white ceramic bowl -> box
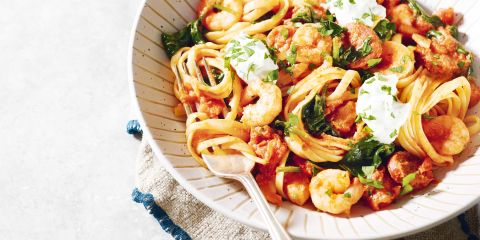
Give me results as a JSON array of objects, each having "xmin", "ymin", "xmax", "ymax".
[{"xmin": 128, "ymin": 0, "xmax": 480, "ymax": 239}]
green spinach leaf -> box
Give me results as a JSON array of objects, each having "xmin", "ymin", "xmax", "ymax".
[
  {"xmin": 301, "ymin": 88, "xmax": 338, "ymax": 137},
  {"xmin": 374, "ymin": 19, "xmax": 396, "ymax": 41},
  {"xmin": 160, "ymin": 19, "xmax": 206, "ymax": 58},
  {"xmin": 340, "ymin": 136, "xmax": 395, "ymax": 177}
]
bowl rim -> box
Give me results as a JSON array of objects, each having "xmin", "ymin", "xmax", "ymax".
[{"xmin": 127, "ymin": 1, "xmax": 480, "ymax": 239}]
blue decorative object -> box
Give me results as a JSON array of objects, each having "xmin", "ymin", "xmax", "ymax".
[
  {"xmin": 457, "ymin": 213, "xmax": 479, "ymax": 240},
  {"xmin": 127, "ymin": 120, "xmax": 143, "ymax": 135},
  {"xmin": 132, "ymin": 188, "xmax": 191, "ymax": 240}
]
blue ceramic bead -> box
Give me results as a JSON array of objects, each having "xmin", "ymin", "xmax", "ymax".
[{"xmin": 127, "ymin": 120, "xmax": 142, "ymax": 135}]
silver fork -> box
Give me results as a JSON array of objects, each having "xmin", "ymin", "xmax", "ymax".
[{"xmin": 174, "ymin": 58, "xmax": 292, "ymax": 240}]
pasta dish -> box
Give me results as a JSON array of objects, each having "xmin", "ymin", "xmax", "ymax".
[{"xmin": 161, "ymin": 0, "xmax": 480, "ymax": 215}]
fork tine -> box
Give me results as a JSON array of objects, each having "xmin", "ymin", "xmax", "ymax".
[
  {"xmin": 173, "ymin": 63, "xmax": 193, "ymax": 116},
  {"xmin": 201, "ymin": 57, "xmax": 229, "ymax": 117},
  {"xmin": 202, "ymin": 57, "xmax": 217, "ymax": 86},
  {"xmin": 184, "ymin": 61, "xmax": 202, "ymax": 112}
]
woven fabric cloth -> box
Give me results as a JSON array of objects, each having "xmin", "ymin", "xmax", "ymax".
[{"xmin": 134, "ymin": 139, "xmax": 479, "ymax": 240}]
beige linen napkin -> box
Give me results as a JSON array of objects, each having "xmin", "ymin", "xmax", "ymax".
[{"xmin": 134, "ymin": 139, "xmax": 479, "ymax": 240}]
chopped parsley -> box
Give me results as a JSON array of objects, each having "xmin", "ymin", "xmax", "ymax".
[
  {"xmin": 400, "ymin": 172, "xmax": 417, "ymax": 196},
  {"xmin": 450, "ymin": 25, "xmax": 459, "ymax": 39},
  {"xmin": 317, "ymin": 19, "xmax": 345, "ymax": 37},
  {"xmin": 457, "ymin": 46, "xmax": 469, "ymax": 55},
  {"xmin": 287, "ymin": 86, "xmax": 296, "ymax": 95},
  {"xmin": 381, "ymin": 85, "xmax": 392, "ymax": 95},
  {"xmin": 360, "ymin": 89, "xmax": 369, "ymax": 95},
  {"xmin": 389, "ymin": 66, "xmax": 405, "ymax": 73},
  {"xmin": 359, "ymin": 175, "xmax": 384, "ymax": 189},
  {"xmin": 286, "ymin": 44, "xmax": 297, "ymax": 66},
  {"xmin": 325, "ymin": 189, "xmax": 333, "ymax": 197},
  {"xmin": 343, "ymin": 192, "xmax": 352, "ymax": 198},
  {"xmin": 426, "ymin": 30, "xmax": 442, "ymax": 39},
  {"xmin": 265, "ymin": 69, "xmax": 279, "ymax": 83},
  {"xmin": 274, "ymin": 113, "xmax": 303, "ymax": 137},
  {"xmin": 367, "ymin": 58, "xmax": 382, "ymax": 68},
  {"xmin": 389, "ymin": 129, "xmax": 398, "ymax": 138},
  {"xmin": 334, "ymin": 0, "xmax": 344, "ymax": 8},
  {"xmin": 280, "ymin": 28, "xmax": 289, "ymax": 39}
]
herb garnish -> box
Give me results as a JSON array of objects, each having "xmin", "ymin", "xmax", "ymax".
[
  {"xmin": 274, "ymin": 113, "xmax": 304, "ymax": 137},
  {"xmin": 426, "ymin": 30, "xmax": 442, "ymax": 39},
  {"xmin": 389, "ymin": 66, "xmax": 405, "ymax": 73},
  {"xmin": 400, "ymin": 172, "xmax": 417, "ymax": 196},
  {"xmin": 367, "ymin": 58, "xmax": 382, "ymax": 68}
]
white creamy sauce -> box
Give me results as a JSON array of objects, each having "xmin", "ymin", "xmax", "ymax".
[
  {"xmin": 224, "ymin": 34, "xmax": 278, "ymax": 84},
  {"xmin": 356, "ymin": 74, "xmax": 411, "ymax": 144},
  {"xmin": 323, "ymin": 0, "xmax": 386, "ymax": 27}
]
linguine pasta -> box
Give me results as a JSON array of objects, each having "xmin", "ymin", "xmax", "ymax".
[{"xmin": 161, "ymin": 0, "xmax": 480, "ymax": 215}]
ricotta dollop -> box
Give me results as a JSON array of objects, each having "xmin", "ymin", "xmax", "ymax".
[
  {"xmin": 224, "ymin": 34, "xmax": 278, "ymax": 84},
  {"xmin": 323, "ymin": 0, "xmax": 386, "ymax": 27},
  {"xmin": 356, "ymin": 74, "xmax": 411, "ymax": 144}
]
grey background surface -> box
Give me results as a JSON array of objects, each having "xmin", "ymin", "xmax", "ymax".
[{"xmin": 0, "ymin": 1, "xmax": 173, "ymax": 239}]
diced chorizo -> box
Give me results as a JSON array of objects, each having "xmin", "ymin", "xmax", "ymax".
[
  {"xmin": 387, "ymin": 151, "xmax": 434, "ymax": 190},
  {"xmin": 363, "ymin": 166, "xmax": 401, "ymax": 211},
  {"xmin": 329, "ymin": 101, "xmax": 357, "ymax": 135},
  {"xmin": 345, "ymin": 23, "xmax": 383, "ymax": 70}
]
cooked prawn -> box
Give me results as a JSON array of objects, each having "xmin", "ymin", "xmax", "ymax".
[
  {"xmin": 413, "ymin": 27, "xmax": 471, "ymax": 77},
  {"xmin": 284, "ymin": 172, "xmax": 311, "ymax": 206},
  {"xmin": 198, "ymin": 0, "xmax": 243, "ymax": 31},
  {"xmin": 241, "ymin": 80, "xmax": 282, "ymax": 127},
  {"xmin": 345, "ymin": 23, "xmax": 383, "ymax": 70},
  {"xmin": 389, "ymin": 4, "xmax": 433, "ymax": 37},
  {"xmin": 266, "ymin": 24, "xmax": 296, "ymax": 61},
  {"xmin": 291, "ymin": 23, "xmax": 333, "ymax": 65},
  {"xmin": 422, "ymin": 115, "xmax": 470, "ymax": 156},
  {"xmin": 309, "ymin": 169, "xmax": 364, "ymax": 214}
]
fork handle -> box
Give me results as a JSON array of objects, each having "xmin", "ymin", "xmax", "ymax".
[{"xmin": 237, "ymin": 173, "xmax": 292, "ymax": 240}]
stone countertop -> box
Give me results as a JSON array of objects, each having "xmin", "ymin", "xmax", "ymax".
[{"xmin": 0, "ymin": 1, "xmax": 172, "ymax": 239}]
